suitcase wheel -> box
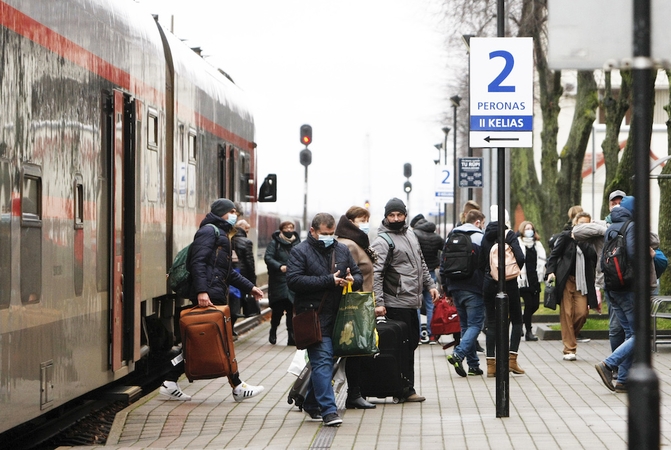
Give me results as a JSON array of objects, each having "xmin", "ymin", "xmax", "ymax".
[
  {"xmin": 393, "ymin": 397, "xmax": 400, "ymax": 404},
  {"xmin": 420, "ymin": 324, "xmax": 430, "ymax": 344}
]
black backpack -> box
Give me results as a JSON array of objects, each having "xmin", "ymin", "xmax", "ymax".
[
  {"xmin": 602, "ymin": 220, "xmax": 633, "ymax": 291},
  {"xmin": 441, "ymin": 230, "xmax": 477, "ymax": 280}
]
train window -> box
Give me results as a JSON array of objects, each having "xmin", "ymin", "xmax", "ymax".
[
  {"xmin": 217, "ymin": 144, "xmax": 227, "ymax": 198},
  {"xmin": 177, "ymin": 124, "xmax": 186, "ymax": 207},
  {"xmin": 73, "ymin": 175, "xmax": 84, "ymax": 296},
  {"xmin": 238, "ymin": 150, "xmax": 254, "ymax": 201},
  {"xmin": 188, "ymin": 129, "xmax": 197, "ymax": 162},
  {"xmin": 21, "ymin": 164, "xmax": 42, "ymax": 304},
  {"xmin": 21, "ymin": 165, "xmax": 42, "ymax": 225},
  {"xmin": 74, "ymin": 175, "xmax": 84, "ymax": 228},
  {"xmin": 147, "ymin": 109, "xmax": 158, "ymax": 149}
]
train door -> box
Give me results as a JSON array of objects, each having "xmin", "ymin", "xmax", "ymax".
[{"xmin": 109, "ymin": 89, "xmax": 137, "ymax": 374}]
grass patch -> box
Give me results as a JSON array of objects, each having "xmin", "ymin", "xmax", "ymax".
[{"xmin": 549, "ymin": 318, "xmax": 671, "ymax": 331}]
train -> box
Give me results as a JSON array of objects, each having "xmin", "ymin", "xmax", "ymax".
[{"xmin": 0, "ymin": 0, "xmax": 279, "ymax": 435}]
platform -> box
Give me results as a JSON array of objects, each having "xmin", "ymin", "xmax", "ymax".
[{"xmin": 60, "ymin": 321, "xmax": 671, "ymax": 449}]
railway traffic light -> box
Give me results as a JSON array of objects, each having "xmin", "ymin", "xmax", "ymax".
[
  {"xmin": 403, "ymin": 163, "xmax": 412, "ymax": 178},
  {"xmin": 300, "ymin": 124, "xmax": 312, "ymax": 146},
  {"xmin": 404, "ymin": 181, "xmax": 412, "ymax": 193},
  {"xmin": 300, "ymin": 148, "xmax": 312, "ymax": 167}
]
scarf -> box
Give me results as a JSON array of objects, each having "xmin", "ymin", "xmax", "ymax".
[
  {"xmin": 521, "ymin": 237, "xmax": 534, "ymax": 248},
  {"xmin": 278, "ymin": 233, "xmax": 296, "ymax": 245},
  {"xmin": 575, "ymin": 245, "xmax": 589, "ymax": 295}
]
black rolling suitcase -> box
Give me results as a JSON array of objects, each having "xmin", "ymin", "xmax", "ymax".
[
  {"xmin": 359, "ymin": 317, "xmax": 411, "ymax": 402},
  {"xmin": 287, "ymin": 358, "xmax": 342, "ymax": 411}
]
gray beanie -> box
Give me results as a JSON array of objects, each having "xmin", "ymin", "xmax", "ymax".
[
  {"xmin": 384, "ymin": 198, "xmax": 407, "ymax": 217},
  {"xmin": 211, "ymin": 198, "xmax": 236, "ymax": 216}
]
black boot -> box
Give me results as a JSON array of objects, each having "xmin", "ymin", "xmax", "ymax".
[
  {"xmin": 525, "ymin": 328, "xmax": 538, "ymax": 341},
  {"xmin": 287, "ymin": 330, "xmax": 295, "ymax": 346},
  {"xmin": 269, "ymin": 326, "xmax": 277, "ymax": 345},
  {"xmin": 346, "ymin": 388, "xmax": 376, "ymax": 409}
]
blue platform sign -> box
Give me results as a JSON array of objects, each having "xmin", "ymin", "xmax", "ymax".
[{"xmin": 469, "ymin": 38, "xmax": 533, "ymax": 148}]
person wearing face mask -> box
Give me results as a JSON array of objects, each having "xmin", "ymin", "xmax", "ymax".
[
  {"xmin": 159, "ymin": 198, "xmax": 265, "ymax": 403},
  {"xmin": 516, "ymin": 221, "xmax": 547, "ymax": 342},
  {"xmin": 264, "ymin": 221, "xmax": 301, "ymax": 345},
  {"xmin": 334, "ymin": 206, "xmax": 378, "ymax": 409},
  {"xmin": 286, "ymin": 213, "xmax": 363, "ymax": 426},
  {"xmin": 371, "ymin": 198, "xmax": 439, "ymax": 402}
]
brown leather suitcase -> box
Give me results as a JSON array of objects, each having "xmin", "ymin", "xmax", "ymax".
[{"xmin": 179, "ymin": 305, "xmax": 238, "ymax": 382}]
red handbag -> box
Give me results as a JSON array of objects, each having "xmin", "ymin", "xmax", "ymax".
[{"xmin": 430, "ymin": 297, "xmax": 461, "ymax": 335}]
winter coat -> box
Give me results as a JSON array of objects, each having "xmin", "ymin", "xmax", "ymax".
[
  {"xmin": 480, "ymin": 221, "xmax": 525, "ymax": 295},
  {"xmin": 572, "ymin": 221, "xmax": 607, "ymax": 288},
  {"xmin": 264, "ymin": 230, "xmax": 300, "ymax": 304},
  {"xmin": 546, "ymin": 228, "xmax": 598, "ymax": 309},
  {"xmin": 335, "ymin": 214, "xmax": 376, "ymax": 291},
  {"xmin": 286, "ymin": 233, "xmax": 363, "ymax": 337},
  {"xmin": 371, "ymin": 220, "xmax": 436, "ymax": 310},
  {"xmin": 412, "ymin": 218, "xmax": 444, "ymax": 271},
  {"xmin": 232, "ymin": 227, "xmax": 256, "ymax": 285},
  {"xmin": 516, "ymin": 237, "xmax": 547, "ymax": 292},
  {"xmin": 440, "ymin": 223, "xmax": 485, "ymax": 295},
  {"xmin": 188, "ymin": 212, "xmax": 255, "ymax": 304}
]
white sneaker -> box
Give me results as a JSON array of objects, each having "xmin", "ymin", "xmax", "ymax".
[
  {"xmin": 562, "ymin": 353, "xmax": 577, "ymax": 361},
  {"xmin": 232, "ymin": 381, "xmax": 264, "ymax": 402},
  {"xmin": 160, "ymin": 381, "xmax": 191, "ymax": 401}
]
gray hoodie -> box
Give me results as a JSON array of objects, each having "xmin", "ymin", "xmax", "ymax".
[{"xmin": 371, "ymin": 220, "xmax": 436, "ymax": 309}]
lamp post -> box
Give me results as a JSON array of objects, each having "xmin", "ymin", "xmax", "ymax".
[
  {"xmin": 449, "ymin": 96, "xmax": 461, "ymax": 229},
  {"xmin": 433, "ymin": 143, "xmax": 442, "ymax": 235},
  {"xmin": 462, "ymin": 34, "xmax": 475, "ymax": 200},
  {"xmin": 441, "ymin": 127, "xmax": 450, "ymax": 239}
]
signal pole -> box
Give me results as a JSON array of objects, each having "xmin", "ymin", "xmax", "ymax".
[{"xmin": 299, "ymin": 124, "xmax": 312, "ymax": 233}]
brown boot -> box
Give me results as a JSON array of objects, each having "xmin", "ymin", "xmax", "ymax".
[
  {"xmin": 487, "ymin": 357, "xmax": 496, "ymax": 378},
  {"xmin": 509, "ymin": 352, "xmax": 525, "ymax": 374}
]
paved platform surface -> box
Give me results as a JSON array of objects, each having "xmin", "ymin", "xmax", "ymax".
[{"xmin": 60, "ymin": 321, "xmax": 671, "ymax": 450}]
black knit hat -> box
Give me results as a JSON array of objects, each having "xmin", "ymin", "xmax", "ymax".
[
  {"xmin": 384, "ymin": 198, "xmax": 407, "ymax": 217},
  {"xmin": 410, "ymin": 214, "xmax": 425, "ymax": 227},
  {"xmin": 211, "ymin": 198, "xmax": 236, "ymax": 216}
]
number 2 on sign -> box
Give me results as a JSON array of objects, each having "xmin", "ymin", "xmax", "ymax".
[
  {"xmin": 488, "ymin": 50, "xmax": 515, "ymax": 93},
  {"xmin": 442, "ymin": 170, "xmax": 451, "ymax": 184}
]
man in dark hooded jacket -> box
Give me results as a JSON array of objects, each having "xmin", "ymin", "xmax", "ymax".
[{"xmin": 160, "ymin": 199, "xmax": 265, "ymax": 403}]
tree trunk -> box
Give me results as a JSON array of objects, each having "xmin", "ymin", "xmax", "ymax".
[
  {"xmin": 600, "ymin": 70, "xmax": 632, "ymax": 218},
  {"xmin": 556, "ymin": 71, "xmax": 598, "ymax": 223}
]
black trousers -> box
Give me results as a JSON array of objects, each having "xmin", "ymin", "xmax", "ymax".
[{"xmin": 270, "ymin": 298, "xmax": 294, "ymax": 331}]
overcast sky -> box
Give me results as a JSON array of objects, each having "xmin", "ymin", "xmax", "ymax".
[{"xmin": 138, "ymin": 0, "xmax": 454, "ymax": 225}]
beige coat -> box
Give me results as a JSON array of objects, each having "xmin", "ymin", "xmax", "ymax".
[{"xmin": 338, "ymin": 237, "xmax": 374, "ymax": 292}]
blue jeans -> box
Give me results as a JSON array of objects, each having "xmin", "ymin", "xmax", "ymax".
[
  {"xmin": 421, "ymin": 270, "xmax": 437, "ymax": 336},
  {"xmin": 604, "ymin": 290, "xmax": 635, "ymax": 384},
  {"xmin": 452, "ymin": 290, "xmax": 486, "ymax": 369},
  {"xmin": 303, "ymin": 336, "xmax": 337, "ymax": 417},
  {"xmin": 604, "ymin": 290, "xmax": 625, "ymax": 352}
]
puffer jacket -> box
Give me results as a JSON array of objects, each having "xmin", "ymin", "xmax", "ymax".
[
  {"xmin": 232, "ymin": 227, "xmax": 256, "ymax": 285},
  {"xmin": 480, "ymin": 221, "xmax": 525, "ymax": 295},
  {"xmin": 371, "ymin": 220, "xmax": 435, "ymax": 309},
  {"xmin": 286, "ymin": 233, "xmax": 363, "ymax": 337},
  {"xmin": 264, "ymin": 230, "xmax": 300, "ymax": 303},
  {"xmin": 188, "ymin": 213, "xmax": 254, "ymax": 304},
  {"xmin": 412, "ymin": 218, "xmax": 445, "ymax": 271}
]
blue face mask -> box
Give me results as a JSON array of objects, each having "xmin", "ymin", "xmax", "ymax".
[
  {"xmin": 226, "ymin": 213, "xmax": 237, "ymax": 226},
  {"xmin": 358, "ymin": 223, "xmax": 370, "ymax": 235},
  {"xmin": 318, "ymin": 234, "xmax": 335, "ymax": 247}
]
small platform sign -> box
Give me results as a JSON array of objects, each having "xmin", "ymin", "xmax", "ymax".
[{"xmin": 469, "ymin": 37, "xmax": 533, "ymax": 148}]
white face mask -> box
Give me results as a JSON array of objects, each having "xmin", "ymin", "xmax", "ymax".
[
  {"xmin": 524, "ymin": 229, "xmax": 534, "ymax": 239},
  {"xmin": 358, "ymin": 223, "xmax": 370, "ymax": 235},
  {"xmin": 318, "ymin": 235, "xmax": 335, "ymax": 247},
  {"xmin": 226, "ymin": 213, "xmax": 237, "ymax": 226}
]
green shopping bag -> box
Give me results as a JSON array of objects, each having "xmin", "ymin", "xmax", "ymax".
[{"xmin": 332, "ymin": 283, "xmax": 379, "ymax": 357}]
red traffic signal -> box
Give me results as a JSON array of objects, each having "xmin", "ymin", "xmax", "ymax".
[{"xmin": 300, "ymin": 124, "xmax": 312, "ymax": 146}]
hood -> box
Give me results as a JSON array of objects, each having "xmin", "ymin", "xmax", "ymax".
[
  {"xmin": 200, "ymin": 212, "xmax": 231, "ymax": 232},
  {"xmin": 335, "ymin": 215, "xmax": 370, "ymax": 249},
  {"xmin": 413, "ymin": 218, "xmax": 437, "ymax": 233},
  {"xmin": 453, "ymin": 223, "xmax": 484, "ymax": 235},
  {"xmin": 610, "ymin": 205, "xmax": 634, "ymax": 223},
  {"xmin": 483, "ymin": 221, "xmax": 503, "ymax": 242}
]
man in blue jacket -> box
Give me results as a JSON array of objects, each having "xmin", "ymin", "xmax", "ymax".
[
  {"xmin": 287, "ymin": 213, "xmax": 363, "ymax": 427},
  {"xmin": 595, "ymin": 196, "xmax": 638, "ymax": 393},
  {"xmin": 160, "ymin": 198, "xmax": 265, "ymax": 402}
]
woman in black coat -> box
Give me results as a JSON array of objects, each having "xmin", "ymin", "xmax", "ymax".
[
  {"xmin": 264, "ymin": 221, "xmax": 300, "ymax": 345},
  {"xmin": 546, "ymin": 212, "xmax": 598, "ymax": 361}
]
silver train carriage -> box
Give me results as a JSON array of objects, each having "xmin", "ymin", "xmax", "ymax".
[{"xmin": 0, "ymin": 0, "xmax": 276, "ymax": 434}]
